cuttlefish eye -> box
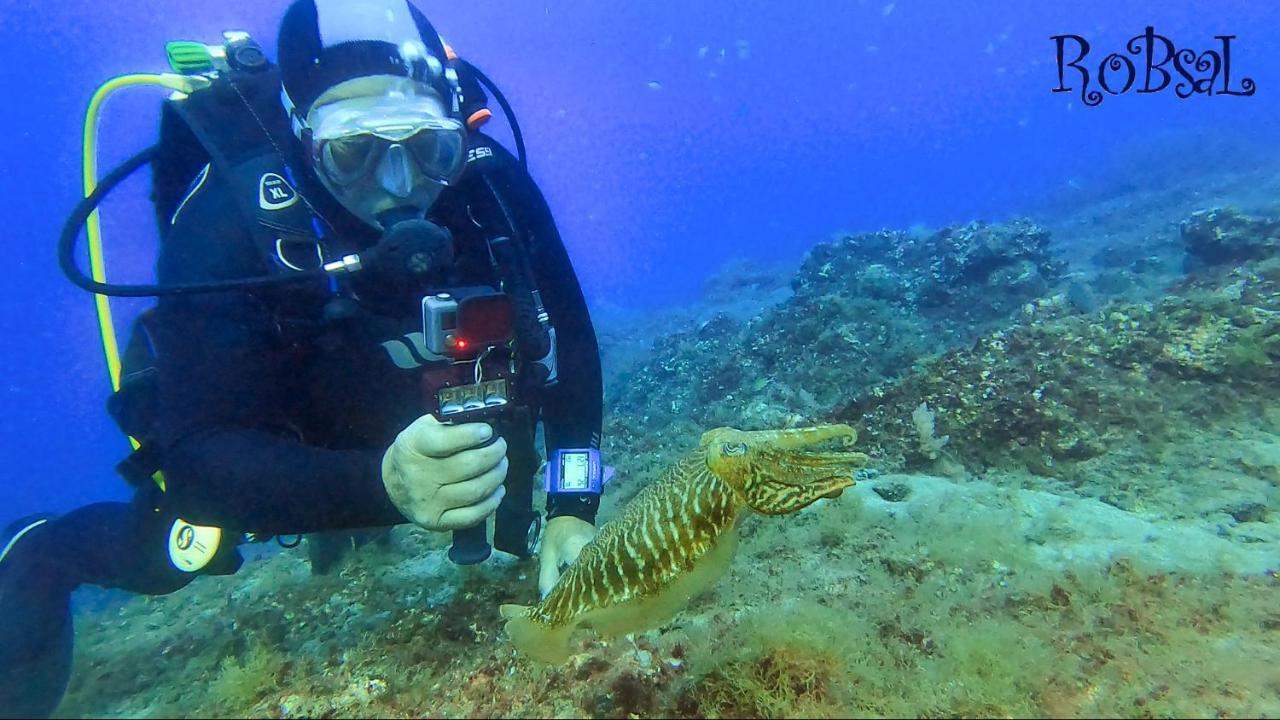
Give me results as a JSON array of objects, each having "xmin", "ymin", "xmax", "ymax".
[{"xmin": 722, "ymin": 442, "xmax": 748, "ymax": 456}]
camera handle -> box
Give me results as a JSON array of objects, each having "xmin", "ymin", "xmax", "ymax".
[
  {"xmin": 446, "ymin": 428, "xmax": 498, "ymax": 565},
  {"xmin": 441, "ymin": 407, "xmax": 542, "ymax": 565}
]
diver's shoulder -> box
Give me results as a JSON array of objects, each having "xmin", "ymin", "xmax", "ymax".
[
  {"xmin": 467, "ymin": 133, "xmax": 523, "ymax": 172},
  {"xmin": 167, "ymin": 161, "xmax": 241, "ymax": 230},
  {"xmin": 160, "ymin": 162, "xmax": 260, "ymax": 282}
]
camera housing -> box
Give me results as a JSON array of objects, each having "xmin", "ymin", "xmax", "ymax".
[
  {"xmin": 421, "ymin": 288, "xmax": 518, "ymax": 423},
  {"xmin": 423, "ymin": 289, "xmax": 515, "ymax": 360}
]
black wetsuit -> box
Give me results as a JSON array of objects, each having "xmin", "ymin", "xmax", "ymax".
[
  {"xmin": 151, "ymin": 131, "xmax": 602, "ymax": 537},
  {"xmin": 0, "ymin": 131, "xmax": 602, "ymax": 718}
]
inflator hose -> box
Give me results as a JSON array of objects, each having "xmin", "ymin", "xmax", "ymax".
[{"xmin": 60, "ymin": 145, "xmax": 332, "ymax": 298}]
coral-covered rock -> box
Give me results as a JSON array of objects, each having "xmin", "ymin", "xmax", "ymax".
[
  {"xmin": 1181, "ymin": 207, "xmax": 1280, "ymax": 269},
  {"xmin": 608, "ymin": 219, "xmax": 1071, "ymax": 468},
  {"xmin": 832, "ymin": 265, "xmax": 1280, "ymax": 474},
  {"xmin": 793, "ymin": 218, "xmax": 1065, "ymax": 324}
]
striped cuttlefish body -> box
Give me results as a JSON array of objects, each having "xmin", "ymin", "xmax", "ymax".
[{"xmin": 501, "ymin": 424, "xmax": 867, "ymax": 663}]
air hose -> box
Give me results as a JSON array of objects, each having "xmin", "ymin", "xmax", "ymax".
[{"xmin": 76, "ymin": 73, "xmax": 208, "ymax": 391}]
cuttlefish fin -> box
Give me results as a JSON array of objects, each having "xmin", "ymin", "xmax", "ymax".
[{"xmin": 500, "ymin": 604, "xmax": 578, "ymax": 664}]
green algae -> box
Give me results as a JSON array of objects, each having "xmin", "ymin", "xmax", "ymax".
[{"xmin": 671, "ymin": 498, "xmax": 1278, "ymax": 719}]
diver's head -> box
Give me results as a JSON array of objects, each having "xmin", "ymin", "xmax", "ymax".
[{"xmin": 278, "ymin": 0, "xmax": 467, "ymax": 231}]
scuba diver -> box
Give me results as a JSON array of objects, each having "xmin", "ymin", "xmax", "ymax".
[{"xmin": 0, "ymin": 0, "xmax": 606, "ymax": 716}]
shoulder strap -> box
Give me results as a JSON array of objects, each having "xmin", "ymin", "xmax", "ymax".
[{"xmin": 159, "ymin": 66, "xmax": 327, "ymax": 274}]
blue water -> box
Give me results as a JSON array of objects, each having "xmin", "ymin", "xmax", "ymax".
[{"xmin": 1, "ymin": 0, "xmax": 1278, "ymax": 520}]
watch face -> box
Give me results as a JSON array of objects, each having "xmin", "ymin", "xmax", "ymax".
[{"xmin": 561, "ymin": 452, "xmax": 591, "ymax": 491}]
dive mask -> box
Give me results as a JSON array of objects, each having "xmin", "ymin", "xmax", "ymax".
[{"xmin": 305, "ymin": 80, "xmax": 468, "ymax": 227}]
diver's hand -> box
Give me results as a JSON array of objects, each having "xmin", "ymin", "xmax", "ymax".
[
  {"xmin": 538, "ymin": 516, "xmax": 597, "ymax": 598},
  {"xmin": 382, "ymin": 415, "xmax": 507, "ymax": 531}
]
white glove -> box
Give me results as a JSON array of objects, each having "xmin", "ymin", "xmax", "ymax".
[{"xmin": 382, "ymin": 414, "xmax": 507, "ymax": 531}]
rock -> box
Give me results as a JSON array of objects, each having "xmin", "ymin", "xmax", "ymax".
[
  {"xmin": 1065, "ymin": 280, "xmax": 1098, "ymax": 314},
  {"xmin": 854, "ymin": 263, "xmax": 906, "ymax": 300},
  {"xmin": 833, "ymin": 268, "xmax": 1280, "ymax": 475},
  {"xmin": 989, "ymin": 259, "xmax": 1048, "ymax": 297},
  {"xmin": 1181, "ymin": 207, "xmax": 1280, "ymax": 269},
  {"xmin": 1223, "ymin": 501, "xmax": 1269, "ymax": 524},
  {"xmin": 852, "ymin": 474, "xmax": 1278, "ymax": 575},
  {"xmin": 872, "ymin": 481, "xmax": 912, "ymax": 503},
  {"xmin": 793, "ymin": 218, "xmax": 1064, "ymax": 318}
]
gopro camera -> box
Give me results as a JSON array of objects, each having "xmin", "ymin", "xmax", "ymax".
[
  {"xmin": 422, "ymin": 289, "xmax": 515, "ymax": 360},
  {"xmin": 546, "ymin": 448, "xmax": 604, "ymax": 495}
]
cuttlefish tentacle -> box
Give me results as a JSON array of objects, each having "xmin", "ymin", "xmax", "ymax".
[{"xmin": 501, "ymin": 423, "xmax": 868, "ymax": 663}]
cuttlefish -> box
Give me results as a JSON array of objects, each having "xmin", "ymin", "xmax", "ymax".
[{"xmin": 501, "ymin": 424, "xmax": 867, "ymax": 663}]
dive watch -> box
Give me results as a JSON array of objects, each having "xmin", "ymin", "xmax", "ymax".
[{"xmin": 545, "ymin": 448, "xmax": 604, "ymax": 495}]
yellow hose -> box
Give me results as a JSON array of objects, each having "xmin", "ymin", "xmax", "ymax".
[
  {"xmin": 81, "ymin": 73, "xmax": 206, "ymax": 483},
  {"xmin": 82, "ymin": 73, "xmax": 205, "ymax": 393}
]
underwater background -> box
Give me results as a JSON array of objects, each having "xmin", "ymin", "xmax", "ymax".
[{"xmin": 1, "ymin": 0, "xmax": 1279, "ymax": 717}]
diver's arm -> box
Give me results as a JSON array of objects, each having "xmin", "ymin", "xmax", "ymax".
[
  {"xmin": 473, "ymin": 136, "xmax": 605, "ymax": 522},
  {"xmin": 150, "ymin": 166, "xmax": 405, "ymax": 535},
  {"xmin": 158, "ymin": 429, "xmax": 398, "ymax": 535}
]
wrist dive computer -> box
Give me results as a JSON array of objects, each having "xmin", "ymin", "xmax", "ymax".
[{"xmin": 545, "ymin": 448, "xmax": 604, "ymax": 495}]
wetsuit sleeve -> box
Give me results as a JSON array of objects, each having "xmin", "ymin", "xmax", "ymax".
[
  {"xmin": 149, "ymin": 165, "xmax": 405, "ymax": 536},
  {"xmin": 475, "ymin": 137, "xmax": 605, "ymax": 523}
]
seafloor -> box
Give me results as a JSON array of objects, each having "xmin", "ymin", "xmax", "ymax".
[{"xmin": 58, "ymin": 146, "xmax": 1279, "ymax": 718}]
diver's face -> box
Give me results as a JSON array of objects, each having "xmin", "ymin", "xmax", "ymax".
[{"xmin": 306, "ymin": 76, "xmax": 467, "ymax": 230}]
